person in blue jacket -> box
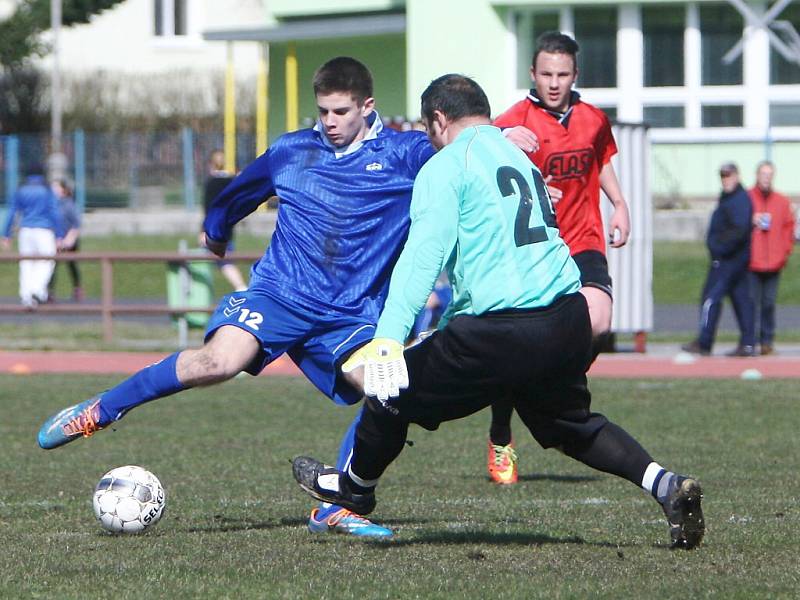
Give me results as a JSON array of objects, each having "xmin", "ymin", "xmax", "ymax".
[
  {"xmin": 683, "ymin": 162, "xmax": 755, "ymax": 356},
  {"xmin": 1, "ymin": 163, "xmax": 64, "ymax": 307}
]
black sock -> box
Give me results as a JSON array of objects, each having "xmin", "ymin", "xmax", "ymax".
[
  {"xmin": 349, "ymin": 398, "xmax": 409, "ymax": 482},
  {"xmin": 489, "ymin": 398, "xmax": 514, "ymax": 446},
  {"xmin": 563, "ymin": 422, "xmax": 653, "ymax": 487}
]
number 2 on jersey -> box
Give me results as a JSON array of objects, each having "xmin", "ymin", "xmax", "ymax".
[{"xmin": 496, "ymin": 166, "xmax": 557, "ymax": 247}]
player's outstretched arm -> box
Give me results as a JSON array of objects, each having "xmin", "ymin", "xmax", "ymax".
[
  {"xmin": 201, "ymin": 233, "xmax": 227, "ymax": 258},
  {"xmin": 599, "ymin": 162, "xmax": 630, "ymax": 247}
]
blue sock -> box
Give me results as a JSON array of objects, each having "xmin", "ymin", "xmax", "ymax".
[
  {"xmin": 98, "ymin": 352, "xmax": 187, "ymax": 423},
  {"xmin": 315, "ymin": 407, "xmax": 361, "ymax": 520}
]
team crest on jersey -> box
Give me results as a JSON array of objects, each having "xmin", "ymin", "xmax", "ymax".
[
  {"xmin": 365, "ymin": 162, "xmax": 383, "ymax": 171},
  {"xmin": 544, "ymin": 148, "xmax": 594, "ymax": 181}
]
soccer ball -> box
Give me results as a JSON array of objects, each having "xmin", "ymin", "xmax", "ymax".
[{"xmin": 92, "ymin": 465, "xmax": 166, "ymax": 534}]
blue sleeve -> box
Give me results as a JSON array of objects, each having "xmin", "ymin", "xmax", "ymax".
[
  {"xmin": 50, "ymin": 192, "xmax": 66, "ymax": 238},
  {"xmin": 65, "ymin": 201, "xmax": 81, "ymax": 229},
  {"xmin": 2, "ymin": 191, "xmax": 18, "ymax": 237},
  {"xmin": 203, "ymin": 150, "xmax": 276, "ymax": 242},
  {"xmin": 404, "ymin": 132, "xmax": 436, "ymax": 177}
]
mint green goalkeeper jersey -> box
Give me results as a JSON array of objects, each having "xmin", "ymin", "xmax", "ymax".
[{"xmin": 374, "ymin": 124, "xmax": 581, "ymax": 343}]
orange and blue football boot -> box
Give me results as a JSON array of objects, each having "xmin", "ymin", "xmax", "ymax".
[
  {"xmin": 38, "ymin": 396, "xmax": 110, "ymax": 449},
  {"xmin": 307, "ymin": 507, "xmax": 393, "ymax": 538}
]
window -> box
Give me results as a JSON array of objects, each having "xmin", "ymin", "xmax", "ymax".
[
  {"xmin": 701, "ymin": 105, "xmax": 744, "ymax": 127},
  {"xmin": 770, "ymin": 2, "xmax": 800, "ymax": 84},
  {"xmin": 770, "ymin": 103, "xmax": 800, "ymax": 126},
  {"xmin": 574, "ymin": 7, "xmax": 617, "ymax": 88},
  {"xmin": 516, "ymin": 12, "xmax": 560, "ymax": 88},
  {"xmin": 700, "ymin": 4, "xmax": 743, "ymax": 85},
  {"xmin": 154, "ymin": 0, "xmax": 187, "ymax": 37},
  {"xmin": 643, "ymin": 5, "xmax": 685, "ymax": 86},
  {"xmin": 643, "ymin": 105, "xmax": 685, "ymax": 128},
  {"xmin": 599, "ymin": 106, "xmax": 617, "ymax": 122}
]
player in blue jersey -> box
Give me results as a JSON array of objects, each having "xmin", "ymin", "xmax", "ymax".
[
  {"xmin": 37, "ymin": 57, "xmax": 436, "ymax": 538},
  {"xmin": 291, "ymin": 74, "xmax": 705, "ymax": 550}
]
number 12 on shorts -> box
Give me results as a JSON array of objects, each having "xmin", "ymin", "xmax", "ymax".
[{"xmin": 237, "ymin": 308, "xmax": 263, "ymax": 331}]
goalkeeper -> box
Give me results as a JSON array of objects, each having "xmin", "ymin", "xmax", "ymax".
[{"xmin": 293, "ymin": 74, "xmax": 705, "ymax": 550}]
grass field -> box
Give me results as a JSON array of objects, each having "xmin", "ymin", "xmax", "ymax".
[{"xmin": 2, "ymin": 374, "xmax": 798, "ymax": 599}]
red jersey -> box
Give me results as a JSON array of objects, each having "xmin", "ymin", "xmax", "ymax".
[{"xmin": 494, "ymin": 94, "xmax": 617, "ymax": 255}]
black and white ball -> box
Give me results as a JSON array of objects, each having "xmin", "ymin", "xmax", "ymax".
[{"xmin": 93, "ymin": 465, "xmax": 165, "ymax": 534}]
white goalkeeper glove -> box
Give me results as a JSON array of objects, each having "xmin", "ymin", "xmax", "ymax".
[{"xmin": 342, "ymin": 338, "xmax": 409, "ymax": 404}]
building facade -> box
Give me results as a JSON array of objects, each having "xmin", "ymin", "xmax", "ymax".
[
  {"xmin": 235, "ymin": 0, "xmax": 800, "ymax": 199},
  {"xmin": 4, "ymin": 0, "xmax": 798, "ymax": 198}
]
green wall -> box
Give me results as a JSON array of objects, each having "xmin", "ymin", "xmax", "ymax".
[
  {"xmin": 268, "ymin": 0, "xmax": 404, "ymax": 18},
  {"xmin": 266, "ymin": 35, "xmax": 407, "ymax": 142},
  {"xmin": 406, "ymin": 0, "xmax": 511, "ymax": 119},
  {"xmin": 652, "ymin": 142, "xmax": 800, "ymax": 199}
]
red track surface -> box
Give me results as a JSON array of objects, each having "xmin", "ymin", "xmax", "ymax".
[{"xmin": 1, "ymin": 350, "xmax": 798, "ymax": 379}]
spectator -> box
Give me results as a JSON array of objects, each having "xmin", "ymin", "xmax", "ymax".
[
  {"xmin": 200, "ymin": 150, "xmax": 247, "ymax": 292},
  {"xmin": 49, "ymin": 179, "xmax": 83, "ymax": 302},
  {"xmin": 748, "ymin": 161, "xmax": 795, "ymax": 355},
  {"xmin": 682, "ymin": 162, "xmax": 755, "ymax": 357},
  {"xmin": 1, "ymin": 163, "xmax": 64, "ymax": 308}
]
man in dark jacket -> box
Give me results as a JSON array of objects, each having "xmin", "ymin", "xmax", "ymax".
[{"xmin": 683, "ymin": 162, "xmax": 755, "ymax": 356}]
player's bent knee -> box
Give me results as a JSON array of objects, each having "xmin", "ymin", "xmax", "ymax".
[{"xmin": 184, "ymin": 326, "xmax": 259, "ymax": 383}]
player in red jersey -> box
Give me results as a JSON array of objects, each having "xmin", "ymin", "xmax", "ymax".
[{"xmin": 484, "ymin": 32, "xmax": 631, "ymax": 485}]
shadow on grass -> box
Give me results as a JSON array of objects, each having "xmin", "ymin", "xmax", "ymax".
[
  {"xmin": 516, "ymin": 473, "xmax": 602, "ymax": 483},
  {"xmin": 184, "ymin": 514, "xmax": 307, "ymax": 533},
  {"xmin": 363, "ymin": 530, "xmax": 630, "ymax": 549}
]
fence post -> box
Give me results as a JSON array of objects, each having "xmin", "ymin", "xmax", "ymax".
[
  {"xmin": 74, "ymin": 129, "xmax": 86, "ymax": 214},
  {"xmin": 177, "ymin": 240, "xmax": 189, "ymax": 348},
  {"xmin": 182, "ymin": 127, "xmax": 195, "ymax": 210},
  {"xmin": 101, "ymin": 257, "xmax": 114, "ymax": 342}
]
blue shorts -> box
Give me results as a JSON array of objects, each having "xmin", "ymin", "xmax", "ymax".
[{"xmin": 205, "ymin": 291, "xmax": 375, "ymax": 405}]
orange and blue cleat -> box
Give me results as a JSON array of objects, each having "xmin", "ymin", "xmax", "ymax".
[{"xmin": 38, "ymin": 397, "xmax": 109, "ymax": 449}]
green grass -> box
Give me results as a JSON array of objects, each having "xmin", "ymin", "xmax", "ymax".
[
  {"xmin": 653, "ymin": 241, "xmax": 800, "ymax": 305},
  {"xmin": 2, "ymin": 375, "xmax": 798, "ymax": 598}
]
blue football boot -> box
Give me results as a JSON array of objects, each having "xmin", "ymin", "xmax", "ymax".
[
  {"xmin": 307, "ymin": 507, "xmax": 393, "ymax": 538},
  {"xmin": 38, "ymin": 396, "xmax": 110, "ymax": 449}
]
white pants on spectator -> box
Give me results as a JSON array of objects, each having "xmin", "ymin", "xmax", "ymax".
[{"xmin": 18, "ymin": 227, "xmax": 56, "ymax": 306}]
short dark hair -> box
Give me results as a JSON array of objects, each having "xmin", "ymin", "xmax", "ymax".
[
  {"xmin": 312, "ymin": 57, "xmax": 373, "ymax": 104},
  {"xmin": 533, "ymin": 31, "xmax": 580, "ymax": 69},
  {"xmin": 420, "ymin": 74, "xmax": 491, "ymax": 123}
]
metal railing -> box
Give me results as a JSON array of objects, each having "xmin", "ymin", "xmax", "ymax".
[{"xmin": 0, "ymin": 251, "xmax": 262, "ymax": 343}]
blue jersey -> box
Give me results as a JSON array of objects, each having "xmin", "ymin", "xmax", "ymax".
[{"xmin": 204, "ymin": 115, "xmax": 435, "ymax": 320}]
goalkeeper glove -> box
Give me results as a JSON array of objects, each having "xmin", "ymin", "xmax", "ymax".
[{"xmin": 342, "ymin": 338, "xmax": 409, "ymax": 404}]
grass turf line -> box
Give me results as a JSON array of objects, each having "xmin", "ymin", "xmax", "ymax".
[{"xmin": 1, "ymin": 375, "xmax": 798, "ymax": 598}]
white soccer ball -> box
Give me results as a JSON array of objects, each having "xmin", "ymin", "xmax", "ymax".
[{"xmin": 92, "ymin": 465, "xmax": 166, "ymax": 534}]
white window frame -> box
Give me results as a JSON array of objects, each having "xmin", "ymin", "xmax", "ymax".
[{"xmin": 507, "ymin": 2, "xmax": 800, "ymax": 142}]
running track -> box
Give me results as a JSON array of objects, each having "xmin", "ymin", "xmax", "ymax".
[{"xmin": 1, "ymin": 350, "xmax": 798, "ymax": 379}]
